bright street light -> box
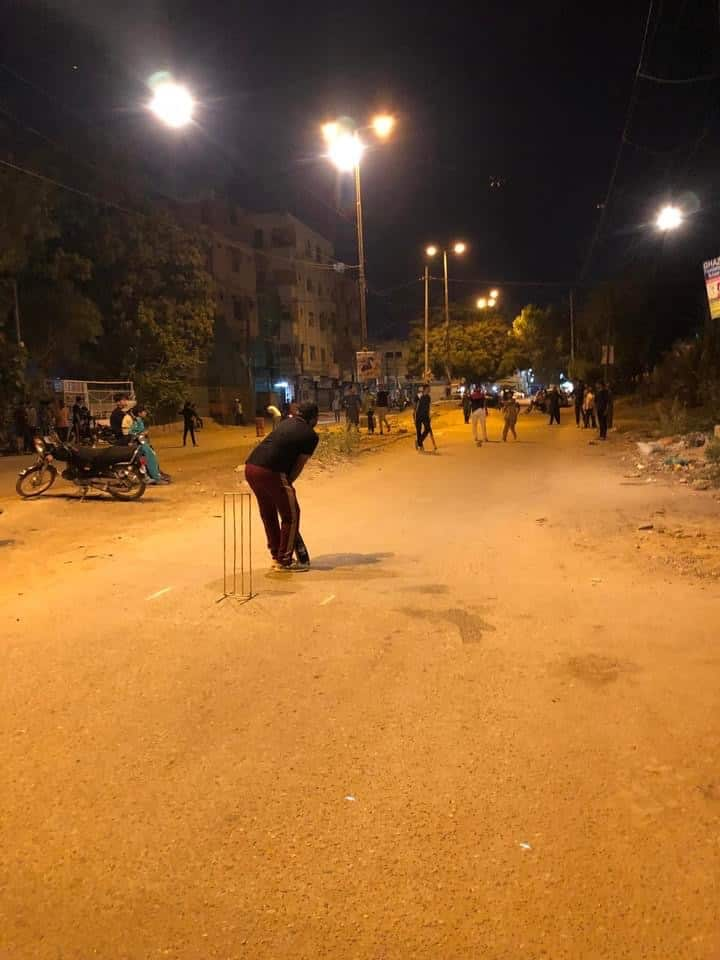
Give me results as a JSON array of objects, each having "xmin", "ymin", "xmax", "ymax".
[
  {"xmin": 488, "ymin": 298, "xmax": 497, "ymax": 308},
  {"xmin": 149, "ymin": 80, "xmax": 194, "ymax": 128},
  {"xmin": 453, "ymin": 242, "xmax": 467, "ymax": 255},
  {"xmin": 328, "ymin": 132, "xmax": 365, "ymax": 173},
  {"xmin": 656, "ymin": 204, "xmax": 683, "ymax": 231},
  {"xmin": 321, "ymin": 121, "xmax": 340, "ymax": 143},
  {"xmin": 477, "ymin": 297, "xmax": 488, "ymax": 309},
  {"xmin": 372, "ymin": 114, "xmax": 396, "ymax": 139},
  {"xmin": 490, "ymin": 289, "xmax": 499, "ymax": 298},
  {"xmin": 425, "ymin": 245, "xmax": 438, "ymax": 258}
]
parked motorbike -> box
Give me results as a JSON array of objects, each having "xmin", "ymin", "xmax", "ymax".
[{"xmin": 16, "ymin": 435, "xmax": 148, "ymax": 501}]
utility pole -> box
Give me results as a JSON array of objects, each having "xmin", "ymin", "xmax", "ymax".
[
  {"xmin": 424, "ymin": 265, "xmax": 430, "ymax": 380},
  {"xmin": 354, "ymin": 162, "xmax": 368, "ymax": 349},
  {"xmin": 569, "ymin": 288, "xmax": 575, "ymax": 375},
  {"xmin": 443, "ymin": 249, "xmax": 450, "ymax": 384}
]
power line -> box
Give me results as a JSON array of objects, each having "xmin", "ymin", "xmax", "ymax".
[
  {"xmin": 579, "ymin": 0, "xmax": 656, "ymax": 282},
  {"xmin": 638, "ymin": 69, "xmax": 717, "ymax": 83},
  {"xmin": 0, "ymin": 156, "xmax": 145, "ymax": 218}
]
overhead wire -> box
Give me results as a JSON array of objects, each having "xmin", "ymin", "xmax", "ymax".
[{"xmin": 578, "ymin": 0, "xmax": 657, "ymax": 282}]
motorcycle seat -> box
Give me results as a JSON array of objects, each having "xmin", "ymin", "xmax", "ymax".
[{"xmin": 74, "ymin": 445, "xmax": 134, "ymax": 468}]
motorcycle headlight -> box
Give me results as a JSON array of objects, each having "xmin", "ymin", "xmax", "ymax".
[{"xmin": 33, "ymin": 437, "xmax": 45, "ymax": 454}]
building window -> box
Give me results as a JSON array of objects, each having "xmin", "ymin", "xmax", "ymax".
[
  {"xmin": 316, "ymin": 245, "xmax": 322, "ymax": 263},
  {"xmin": 306, "ymin": 240, "xmax": 312, "ymax": 257},
  {"xmin": 330, "ymin": 314, "xmax": 336, "ymax": 331},
  {"xmin": 321, "ymin": 347, "xmax": 326, "ymax": 362},
  {"xmin": 344, "ymin": 326, "xmax": 349, "ymax": 337},
  {"xmin": 395, "ymin": 351, "xmax": 402, "ymax": 358},
  {"xmin": 310, "ymin": 346, "xmax": 317, "ymax": 361},
  {"xmin": 231, "ymin": 250, "xmax": 240, "ymax": 273},
  {"xmin": 308, "ymin": 312, "xmax": 315, "ymax": 327},
  {"xmin": 253, "ymin": 229, "xmax": 264, "ymax": 249},
  {"xmin": 299, "ymin": 343, "xmax": 305, "ymax": 361},
  {"xmin": 385, "ymin": 351, "xmax": 394, "ymax": 359},
  {"xmin": 306, "ymin": 277, "xmax": 313, "ymax": 293},
  {"xmin": 319, "ymin": 313, "xmax": 326, "ymax": 331}
]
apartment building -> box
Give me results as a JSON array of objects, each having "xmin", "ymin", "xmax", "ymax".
[
  {"xmin": 247, "ymin": 212, "xmax": 360, "ymax": 408},
  {"xmin": 174, "ymin": 198, "xmax": 259, "ymax": 420},
  {"xmin": 376, "ymin": 338, "xmax": 411, "ymax": 385}
]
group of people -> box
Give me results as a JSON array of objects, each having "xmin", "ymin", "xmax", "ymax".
[
  {"xmin": 573, "ymin": 381, "xmax": 613, "ymax": 440},
  {"xmin": 1, "ymin": 396, "xmax": 95, "ymax": 453},
  {"xmin": 109, "ymin": 395, "xmax": 171, "ymax": 484}
]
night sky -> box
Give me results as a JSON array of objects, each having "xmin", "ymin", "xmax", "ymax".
[{"xmin": 2, "ymin": 0, "xmax": 719, "ymax": 335}]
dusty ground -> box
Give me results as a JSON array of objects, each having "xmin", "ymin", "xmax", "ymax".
[{"xmin": 1, "ymin": 406, "xmax": 719, "ymax": 959}]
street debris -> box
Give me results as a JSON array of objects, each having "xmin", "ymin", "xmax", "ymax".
[
  {"xmin": 591, "ymin": 578, "xmax": 603, "ymax": 585},
  {"xmin": 637, "ymin": 523, "xmax": 654, "ymax": 531},
  {"xmin": 519, "ymin": 842, "xmax": 532, "ymax": 851},
  {"xmin": 535, "ymin": 517, "xmax": 547, "ymax": 524},
  {"xmin": 344, "ymin": 795, "xmax": 357, "ymax": 802},
  {"xmin": 628, "ymin": 431, "xmax": 718, "ymax": 491}
]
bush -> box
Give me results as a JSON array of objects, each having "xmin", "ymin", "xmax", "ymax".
[
  {"xmin": 656, "ymin": 396, "xmax": 689, "ymax": 435},
  {"xmin": 705, "ymin": 439, "xmax": 720, "ymax": 464}
]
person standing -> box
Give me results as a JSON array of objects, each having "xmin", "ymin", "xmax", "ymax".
[
  {"xmin": 547, "ymin": 385, "xmax": 561, "ymax": 425},
  {"xmin": 71, "ymin": 395, "xmax": 83, "ymax": 442},
  {"xmin": 462, "ymin": 389, "xmax": 472, "ymax": 424},
  {"xmin": 25, "ymin": 401, "xmax": 38, "ymax": 450},
  {"xmin": 595, "ymin": 381, "xmax": 610, "ymax": 440},
  {"xmin": 367, "ymin": 404, "xmax": 376, "ymax": 434},
  {"xmin": 469, "ymin": 385, "xmax": 489, "ymax": 445},
  {"xmin": 582, "ymin": 385, "xmax": 596, "ymax": 429},
  {"xmin": 233, "ymin": 397, "xmax": 245, "ymax": 426},
  {"xmin": 54, "ymin": 401, "xmax": 70, "ymax": 443},
  {"xmin": 344, "ymin": 385, "xmax": 361, "ymax": 433},
  {"xmin": 501, "ymin": 395, "xmax": 520, "ymax": 441},
  {"xmin": 181, "ymin": 400, "xmax": 198, "ymax": 447},
  {"xmin": 375, "ymin": 385, "xmax": 391, "ymax": 434},
  {"xmin": 574, "ymin": 380, "xmax": 585, "ymax": 428},
  {"xmin": 414, "ymin": 384, "xmax": 434, "ymax": 451},
  {"xmin": 244, "ymin": 401, "xmax": 320, "ymax": 572},
  {"xmin": 331, "ymin": 392, "xmax": 342, "ymax": 424},
  {"xmin": 129, "ymin": 405, "xmax": 170, "ymax": 483}
]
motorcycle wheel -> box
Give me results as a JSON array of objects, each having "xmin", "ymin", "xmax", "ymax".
[
  {"xmin": 16, "ymin": 464, "xmax": 57, "ymax": 498},
  {"xmin": 108, "ymin": 467, "xmax": 146, "ymax": 501}
]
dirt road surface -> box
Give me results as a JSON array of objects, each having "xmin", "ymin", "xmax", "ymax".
[{"xmin": 2, "ymin": 407, "xmax": 719, "ymax": 959}]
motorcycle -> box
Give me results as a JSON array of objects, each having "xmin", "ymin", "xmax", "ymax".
[{"xmin": 16, "ymin": 434, "xmax": 148, "ymax": 501}]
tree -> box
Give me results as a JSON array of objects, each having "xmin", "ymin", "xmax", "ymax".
[
  {"xmin": 504, "ymin": 304, "xmax": 569, "ymax": 382},
  {"xmin": 407, "ymin": 305, "xmax": 511, "ymax": 382},
  {"xmin": 78, "ymin": 208, "xmax": 217, "ymax": 411}
]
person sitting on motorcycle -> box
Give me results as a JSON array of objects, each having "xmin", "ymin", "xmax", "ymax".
[{"xmin": 129, "ymin": 406, "xmax": 170, "ymax": 484}]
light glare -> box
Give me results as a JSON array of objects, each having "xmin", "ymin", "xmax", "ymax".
[
  {"xmin": 657, "ymin": 204, "xmax": 683, "ymax": 231},
  {"xmin": 149, "ymin": 81, "xmax": 194, "ymax": 128},
  {"xmin": 322, "ymin": 122, "xmax": 340, "ymax": 143},
  {"xmin": 372, "ymin": 114, "xmax": 395, "ymax": 139},
  {"xmin": 453, "ymin": 242, "xmax": 467, "ymax": 255},
  {"xmin": 426, "ymin": 245, "xmax": 438, "ymax": 257},
  {"xmin": 328, "ymin": 132, "xmax": 364, "ymax": 172},
  {"xmin": 490, "ymin": 289, "xmax": 499, "ymax": 298},
  {"xmin": 477, "ymin": 297, "xmax": 487, "ymax": 309}
]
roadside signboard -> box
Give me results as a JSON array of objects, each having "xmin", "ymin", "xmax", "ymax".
[
  {"xmin": 703, "ymin": 256, "xmax": 720, "ymax": 319},
  {"xmin": 356, "ymin": 350, "xmax": 382, "ymax": 381}
]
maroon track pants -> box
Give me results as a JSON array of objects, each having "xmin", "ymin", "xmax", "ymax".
[{"xmin": 245, "ymin": 463, "xmax": 299, "ymax": 565}]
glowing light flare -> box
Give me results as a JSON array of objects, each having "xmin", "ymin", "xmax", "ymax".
[
  {"xmin": 477, "ymin": 297, "xmax": 488, "ymax": 309},
  {"xmin": 656, "ymin": 204, "xmax": 683, "ymax": 231},
  {"xmin": 490, "ymin": 289, "xmax": 499, "ymax": 298},
  {"xmin": 488, "ymin": 298, "xmax": 497, "ymax": 308},
  {"xmin": 149, "ymin": 81, "xmax": 194, "ymax": 128},
  {"xmin": 322, "ymin": 121, "xmax": 340, "ymax": 143},
  {"xmin": 453, "ymin": 242, "xmax": 467, "ymax": 255},
  {"xmin": 425, "ymin": 245, "xmax": 438, "ymax": 257},
  {"xmin": 328, "ymin": 132, "xmax": 365, "ymax": 172},
  {"xmin": 372, "ymin": 114, "xmax": 396, "ymax": 139}
]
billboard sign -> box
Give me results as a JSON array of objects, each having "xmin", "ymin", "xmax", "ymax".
[
  {"xmin": 356, "ymin": 350, "xmax": 382, "ymax": 381},
  {"xmin": 703, "ymin": 256, "xmax": 720, "ymax": 320}
]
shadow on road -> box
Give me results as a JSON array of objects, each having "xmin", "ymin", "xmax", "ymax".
[{"xmin": 311, "ymin": 552, "xmax": 394, "ymax": 571}]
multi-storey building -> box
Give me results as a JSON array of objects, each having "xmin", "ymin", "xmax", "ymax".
[
  {"xmin": 176, "ymin": 202, "xmax": 361, "ymax": 415},
  {"xmin": 174, "ymin": 198, "xmax": 259, "ymax": 420},
  {"xmin": 376, "ymin": 338, "xmax": 411, "ymax": 386},
  {"xmin": 247, "ymin": 211, "xmax": 361, "ymax": 408}
]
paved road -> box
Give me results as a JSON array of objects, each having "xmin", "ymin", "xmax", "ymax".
[{"xmin": 1, "ymin": 407, "xmax": 719, "ymax": 959}]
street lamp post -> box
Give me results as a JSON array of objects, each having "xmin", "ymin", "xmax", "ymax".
[
  {"xmin": 424, "ymin": 264, "xmax": 430, "ymax": 380},
  {"xmin": 426, "ymin": 242, "xmax": 466, "ymax": 384},
  {"xmin": 323, "ymin": 115, "xmax": 395, "ymax": 351}
]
